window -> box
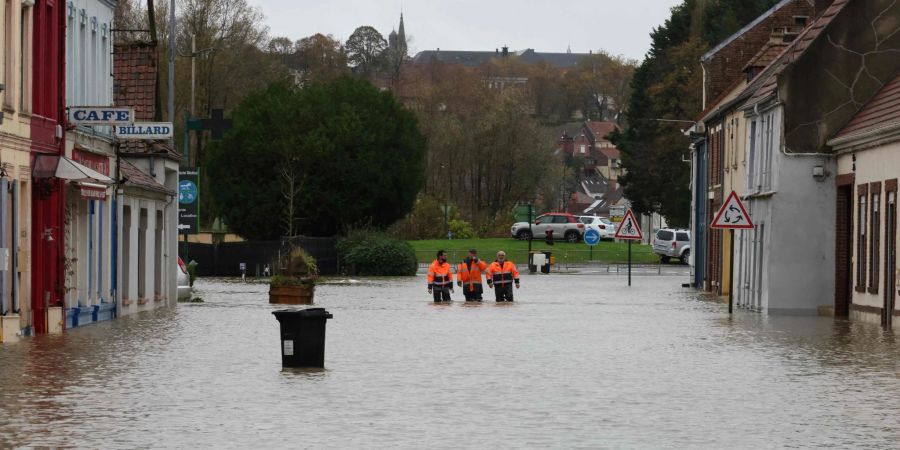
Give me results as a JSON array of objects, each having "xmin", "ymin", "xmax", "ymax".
[
  {"xmin": 4, "ymin": 0, "xmax": 13, "ymax": 108},
  {"xmin": 656, "ymin": 230, "xmax": 674, "ymax": 241},
  {"xmin": 676, "ymin": 232, "xmax": 689, "ymax": 242},
  {"xmin": 580, "ymin": 144, "xmax": 586, "ymax": 154},
  {"xmin": 552, "ymin": 215, "xmax": 568, "ymax": 224},
  {"xmin": 747, "ymin": 120, "xmax": 757, "ymax": 189},
  {"xmin": 66, "ymin": 3, "xmax": 74, "ymax": 104},
  {"xmin": 858, "ymin": 188, "xmax": 867, "ymax": 292},
  {"xmin": 19, "ymin": 5, "xmax": 28, "ymax": 111},
  {"xmin": 761, "ymin": 114, "xmax": 774, "ymax": 190},
  {"xmin": 870, "ymin": 187, "xmax": 881, "ymax": 293}
]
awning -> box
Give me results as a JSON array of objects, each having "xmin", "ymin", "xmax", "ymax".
[
  {"xmin": 55, "ymin": 156, "xmax": 114, "ymax": 185},
  {"xmin": 33, "ymin": 155, "xmax": 114, "ymax": 201}
]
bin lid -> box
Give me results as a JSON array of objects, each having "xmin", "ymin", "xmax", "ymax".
[{"xmin": 272, "ymin": 308, "xmax": 333, "ymax": 319}]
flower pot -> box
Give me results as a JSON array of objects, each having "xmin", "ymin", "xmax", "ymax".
[{"xmin": 269, "ymin": 284, "xmax": 315, "ymax": 305}]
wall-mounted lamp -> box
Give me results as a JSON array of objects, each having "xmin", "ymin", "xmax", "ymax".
[{"xmin": 43, "ymin": 228, "xmax": 54, "ymax": 242}]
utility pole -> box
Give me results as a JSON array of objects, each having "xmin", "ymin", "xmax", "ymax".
[
  {"xmin": 191, "ymin": 35, "xmax": 196, "ymax": 117},
  {"xmin": 168, "ymin": 0, "xmax": 175, "ymax": 144}
]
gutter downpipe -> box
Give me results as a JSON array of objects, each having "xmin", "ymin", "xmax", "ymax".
[
  {"xmin": 702, "ymin": 64, "xmax": 707, "ymax": 110},
  {"xmin": 0, "ymin": 177, "xmax": 6, "ymax": 316}
]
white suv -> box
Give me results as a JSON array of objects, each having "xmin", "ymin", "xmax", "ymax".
[{"xmin": 653, "ymin": 228, "xmax": 690, "ymax": 264}]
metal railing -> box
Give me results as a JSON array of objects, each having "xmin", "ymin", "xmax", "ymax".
[{"xmin": 415, "ymin": 248, "xmax": 687, "ymax": 274}]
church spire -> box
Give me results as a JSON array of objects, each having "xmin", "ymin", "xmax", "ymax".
[{"xmin": 396, "ymin": 12, "xmax": 407, "ymax": 58}]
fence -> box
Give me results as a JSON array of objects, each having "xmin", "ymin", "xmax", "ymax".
[
  {"xmin": 415, "ymin": 248, "xmax": 685, "ymax": 274},
  {"xmin": 181, "ymin": 237, "xmax": 338, "ymax": 277}
]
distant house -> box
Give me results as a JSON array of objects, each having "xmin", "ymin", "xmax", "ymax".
[
  {"xmin": 557, "ymin": 120, "xmax": 664, "ymax": 237},
  {"xmin": 413, "ymin": 47, "xmax": 589, "ymax": 69}
]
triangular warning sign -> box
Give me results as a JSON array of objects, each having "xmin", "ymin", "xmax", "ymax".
[
  {"xmin": 711, "ymin": 191, "xmax": 754, "ymax": 229},
  {"xmin": 614, "ymin": 209, "xmax": 643, "ymax": 240}
]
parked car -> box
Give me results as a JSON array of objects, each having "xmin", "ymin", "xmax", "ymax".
[
  {"xmin": 652, "ymin": 228, "xmax": 690, "ymax": 264},
  {"xmin": 177, "ymin": 257, "xmax": 192, "ymax": 300},
  {"xmin": 511, "ymin": 212, "xmax": 585, "ymax": 242},
  {"xmin": 577, "ymin": 215, "xmax": 616, "ymax": 240}
]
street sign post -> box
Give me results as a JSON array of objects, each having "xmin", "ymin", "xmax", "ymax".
[
  {"xmin": 710, "ymin": 191, "xmax": 754, "ymax": 314},
  {"xmin": 584, "ymin": 228, "xmax": 600, "ymax": 261},
  {"xmin": 614, "ymin": 209, "xmax": 643, "ymax": 286}
]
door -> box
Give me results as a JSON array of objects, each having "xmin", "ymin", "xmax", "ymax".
[
  {"xmin": 884, "ymin": 191, "xmax": 896, "ymax": 328},
  {"xmin": 835, "ymin": 184, "xmax": 853, "ymax": 317},
  {"xmin": 532, "ymin": 215, "xmax": 549, "ymax": 235},
  {"xmin": 552, "ymin": 215, "xmax": 569, "ymax": 237}
]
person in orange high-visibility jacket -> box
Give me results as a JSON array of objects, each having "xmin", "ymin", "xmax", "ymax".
[
  {"xmin": 486, "ymin": 250, "xmax": 519, "ymax": 302},
  {"xmin": 456, "ymin": 249, "xmax": 488, "ymax": 302},
  {"xmin": 427, "ymin": 250, "xmax": 455, "ymax": 302}
]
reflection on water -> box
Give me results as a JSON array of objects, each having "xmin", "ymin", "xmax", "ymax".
[{"xmin": 2, "ymin": 275, "xmax": 900, "ymax": 448}]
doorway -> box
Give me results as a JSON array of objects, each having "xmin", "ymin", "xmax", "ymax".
[
  {"xmin": 835, "ymin": 183, "xmax": 853, "ymax": 317},
  {"xmin": 883, "ymin": 191, "xmax": 896, "ymax": 328}
]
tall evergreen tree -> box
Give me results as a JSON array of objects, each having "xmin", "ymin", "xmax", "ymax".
[{"xmin": 205, "ymin": 76, "xmax": 426, "ymax": 239}]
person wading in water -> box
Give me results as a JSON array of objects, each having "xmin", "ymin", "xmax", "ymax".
[
  {"xmin": 427, "ymin": 250, "xmax": 454, "ymax": 302},
  {"xmin": 487, "ymin": 251, "xmax": 520, "ymax": 302},
  {"xmin": 457, "ymin": 249, "xmax": 487, "ymax": 302}
]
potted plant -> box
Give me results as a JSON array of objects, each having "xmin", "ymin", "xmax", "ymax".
[{"xmin": 269, "ymin": 247, "xmax": 318, "ymax": 304}]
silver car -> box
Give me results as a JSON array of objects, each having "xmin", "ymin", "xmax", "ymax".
[
  {"xmin": 177, "ymin": 257, "xmax": 192, "ymax": 300},
  {"xmin": 653, "ymin": 228, "xmax": 690, "ymax": 264}
]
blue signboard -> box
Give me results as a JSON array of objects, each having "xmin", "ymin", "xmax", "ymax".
[
  {"xmin": 178, "ymin": 168, "xmax": 200, "ymax": 234},
  {"xmin": 584, "ymin": 228, "xmax": 601, "ymax": 246}
]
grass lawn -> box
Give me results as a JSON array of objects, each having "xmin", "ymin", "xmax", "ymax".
[{"xmin": 408, "ymin": 237, "xmax": 666, "ymax": 265}]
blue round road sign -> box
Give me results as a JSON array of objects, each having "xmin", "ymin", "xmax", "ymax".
[{"xmin": 584, "ymin": 228, "xmax": 601, "ymax": 246}]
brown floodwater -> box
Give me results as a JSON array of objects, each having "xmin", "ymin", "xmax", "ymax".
[{"xmin": 1, "ymin": 273, "xmax": 899, "ymax": 448}]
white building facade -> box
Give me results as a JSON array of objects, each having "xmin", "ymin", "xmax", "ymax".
[{"xmin": 62, "ymin": 0, "xmax": 118, "ymax": 328}]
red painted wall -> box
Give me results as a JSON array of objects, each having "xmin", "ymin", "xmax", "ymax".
[{"xmin": 30, "ymin": 0, "xmax": 66, "ymax": 334}]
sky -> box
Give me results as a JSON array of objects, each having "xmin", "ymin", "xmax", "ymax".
[{"xmin": 244, "ymin": 0, "xmax": 684, "ymax": 61}]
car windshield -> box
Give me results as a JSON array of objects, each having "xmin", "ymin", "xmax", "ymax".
[
  {"xmin": 580, "ymin": 217, "xmax": 594, "ymax": 224},
  {"xmin": 657, "ymin": 230, "xmax": 674, "ymax": 241}
]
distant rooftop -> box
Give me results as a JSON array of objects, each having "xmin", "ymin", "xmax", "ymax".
[{"xmin": 412, "ymin": 48, "xmax": 592, "ymax": 69}]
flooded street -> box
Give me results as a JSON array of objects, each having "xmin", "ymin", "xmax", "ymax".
[{"xmin": 3, "ymin": 273, "xmax": 900, "ymax": 448}]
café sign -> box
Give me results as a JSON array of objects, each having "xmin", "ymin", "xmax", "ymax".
[
  {"xmin": 115, "ymin": 122, "xmax": 174, "ymax": 140},
  {"xmin": 68, "ymin": 106, "xmax": 134, "ymax": 125}
]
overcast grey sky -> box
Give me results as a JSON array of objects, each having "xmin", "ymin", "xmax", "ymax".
[{"xmin": 245, "ymin": 0, "xmax": 683, "ymax": 61}]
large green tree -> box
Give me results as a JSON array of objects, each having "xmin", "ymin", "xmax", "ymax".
[
  {"xmin": 205, "ymin": 76, "xmax": 426, "ymax": 239},
  {"xmin": 614, "ymin": 0, "xmax": 782, "ymax": 226}
]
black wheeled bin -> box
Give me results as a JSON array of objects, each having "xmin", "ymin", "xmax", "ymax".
[{"xmin": 272, "ymin": 308, "xmax": 333, "ymax": 368}]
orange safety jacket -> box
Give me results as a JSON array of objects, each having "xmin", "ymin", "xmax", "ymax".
[
  {"xmin": 457, "ymin": 258, "xmax": 488, "ymax": 292},
  {"xmin": 488, "ymin": 260, "xmax": 520, "ymax": 286},
  {"xmin": 427, "ymin": 260, "xmax": 454, "ymax": 290}
]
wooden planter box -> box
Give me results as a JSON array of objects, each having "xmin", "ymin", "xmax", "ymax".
[{"xmin": 269, "ymin": 284, "xmax": 315, "ymax": 304}]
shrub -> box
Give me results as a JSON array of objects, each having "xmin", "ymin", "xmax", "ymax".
[
  {"xmin": 270, "ymin": 274, "xmax": 315, "ymax": 286},
  {"xmin": 448, "ymin": 219, "xmax": 476, "ymax": 239},
  {"xmin": 388, "ymin": 194, "xmax": 445, "ymax": 240},
  {"xmin": 338, "ymin": 231, "xmax": 417, "ymax": 276}
]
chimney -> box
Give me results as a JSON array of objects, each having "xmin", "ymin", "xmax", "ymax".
[
  {"xmin": 114, "ymin": 42, "xmax": 159, "ymax": 121},
  {"xmin": 501, "ymin": 45, "xmax": 508, "ymax": 58}
]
